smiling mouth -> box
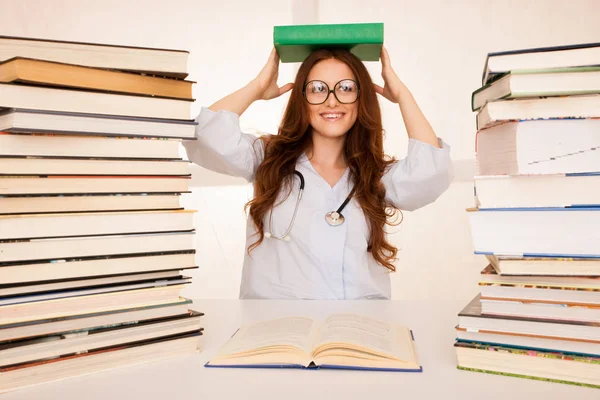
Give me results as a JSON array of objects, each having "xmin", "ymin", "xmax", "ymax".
[{"xmin": 320, "ymin": 112, "xmax": 345, "ymax": 122}]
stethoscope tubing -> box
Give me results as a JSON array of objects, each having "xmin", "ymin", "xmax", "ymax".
[{"xmin": 266, "ymin": 170, "xmax": 353, "ymax": 241}]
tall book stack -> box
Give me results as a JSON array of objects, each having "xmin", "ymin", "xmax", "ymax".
[
  {"xmin": 455, "ymin": 43, "xmax": 600, "ymax": 388},
  {"xmin": 0, "ymin": 36, "xmax": 203, "ymax": 393}
]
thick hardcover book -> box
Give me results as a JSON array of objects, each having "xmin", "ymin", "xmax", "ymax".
[
  {"xmin": 0, "ymin": 276, "xmax": 191, "ymax": 306},
  {"xmin": 467, "ymin": 207, "xmax": 600, "ymax": 258},
  {"xmin": 274, "ymin": 23, "xmax": 383, "ymax": 63},
  {"xmin": 0, "ymin": 331, "xmax": 202, "ymax": 393},
  {"xmin": 475, "ymin": 95, "xmax": 600, "ymax": 131},
  {"xmin": 0, "ymin": 311, "xmax": 204, "ymax": 368},
  {"xmin": 0, "ymin": 108, "xmax": 197, "ymax": 139},
  {"xmin": 484, "ymin": 254, "xmax": 600, "ymax": 277},
  {"xmin": 0, "ymin": 83, "xmax": 192, "ymax": 120},
  {"xmin": 0, "ymin": 209, "xmax": 195, "ymax": 240},
  {"xmin": 473, "ymin": 173, "xmax": 600, "ymax": 209},
  {"xmin": 0, "ymin": 35, "xmax": 189, "ymax": 79},
  {"xmin": 456, "ymin": 294, "xmax": 600, "ymax": 356},
  {"xmin": 0, "ymin": 298, "xmax": 193, "ymax": 342},
  {"xmin": 0, "ymin": 231, "xmax": 196, "ymax": 264},
  {"xmin": 482, "ymin": 42, "xmax": 600, "ymax": 85},
  {"xmin": 456, "ymin": 341, "xmax": 600, "ymax": 388},
  {"xmin": 0, "ymin": 57, "xmax": 194, "ymax": 100},
  {"xmin": 0, "ymin": 269, "xmax": 198, "ymax": 297},
  {"xmin": 472, "ymin": 66, "xmax": 600, "ymax": 111}
]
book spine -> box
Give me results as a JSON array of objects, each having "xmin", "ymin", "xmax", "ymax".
[
  {"xmin": 457, "ymin": 366, "xmax": 600, "ymax": 389},
  {"xmin": 274, "ymin": 23, "xmax": 384, "ymax": 45}
]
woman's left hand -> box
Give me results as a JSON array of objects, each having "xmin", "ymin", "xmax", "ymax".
[{"xmin": 373, "ymin": 46, "xmax": 404, "ymax": 104}]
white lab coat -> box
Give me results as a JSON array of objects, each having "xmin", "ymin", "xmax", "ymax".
[{"xmin": 183, "ymin": 107, "xmax": 453, "ymax": 299}]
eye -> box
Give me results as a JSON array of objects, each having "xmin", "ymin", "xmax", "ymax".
[
  {"xmin": 309, "ymin": 81, "xmax": 327, "ymax": 93},
  {"xmin": 338, "ymin": 80, "xmax": 357, "ymax": 92}
]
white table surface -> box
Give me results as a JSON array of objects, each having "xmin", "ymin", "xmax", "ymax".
[{"xmin": 2, "ymin": 299, "xmax": 598, "ymax": 400}]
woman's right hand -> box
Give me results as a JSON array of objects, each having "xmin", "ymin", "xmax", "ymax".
[
  {"xmin": 208, "ymin": 48, "xmax": 292, "ymax": 115},
  {"xmin": 251, "ymin": 48, "xmax": 294, "ymax": 101}
]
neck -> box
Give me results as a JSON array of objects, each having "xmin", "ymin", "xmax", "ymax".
[{"xmin": 307, "ymin": 133, "xmax": 347, "ymax": 169}]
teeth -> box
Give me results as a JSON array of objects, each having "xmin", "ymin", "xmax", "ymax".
[{"xmin": 322, "ymin": 113, "xmax": 343, "ymax": 119}]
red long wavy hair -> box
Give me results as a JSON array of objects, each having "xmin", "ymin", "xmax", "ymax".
[{"xmin": 246, "ymin": 48, "xmax": 401, "ymax": 271}]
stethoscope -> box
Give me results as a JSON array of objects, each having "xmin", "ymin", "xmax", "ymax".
[{"xmin": 264, "ymin": 170, "xmax": 355, "ymax": 242}]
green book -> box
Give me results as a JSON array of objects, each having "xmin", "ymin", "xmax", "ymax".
[{"xmin": 273, "ymin": 23, "xmax": 384, "ymax": 63}]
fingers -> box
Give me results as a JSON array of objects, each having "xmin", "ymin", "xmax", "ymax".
[
  {"xmin": 263, "ymin": 48, "xmax": 279, "ymax": 77},
  {"xmin": 279, "ymin": 82, "xmax": 294, "ymax": 96},
  {"xmin": 380, "ymin": 46, "xmax": 391, "ymax": 69},
  {"xmin": 273, "ymin": 48, "xmax": 282, "ymax": 64},
  {"xmin": 373, "ymin": 83, "xmax": 384, "ymax": 96},
  {"xmin": 267, "ymin": 48, "xmax": 279, "ymax": 69}
]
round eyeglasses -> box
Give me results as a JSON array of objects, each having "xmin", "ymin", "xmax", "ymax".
[{"xmin": 303, "ymin": 79, "xmax": 360, "ymax": 105}]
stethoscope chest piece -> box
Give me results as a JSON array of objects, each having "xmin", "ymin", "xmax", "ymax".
[
  {"xmin": 325, "ymin": 211, "xmax": 345, "ymax": 226},
  {"xmin": 266, "ymin": 170, "xmax": 355, "ymax": 240}
]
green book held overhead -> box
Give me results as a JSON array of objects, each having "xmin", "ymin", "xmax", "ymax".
[{"xmin": 274, "ymin": 22, "xmax": 384, "ymax": 63}]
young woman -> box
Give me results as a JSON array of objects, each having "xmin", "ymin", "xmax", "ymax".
[{"xmin": 183, "ymin": 47, "xmax": 453, "ymax": 299}]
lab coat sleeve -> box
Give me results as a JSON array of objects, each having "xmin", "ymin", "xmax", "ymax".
[
  {"xmin": 182, "ymin": 107, "xmax": 265, "ymax": 182},
  {"xmin": 382, "ymin": 138, "xmax": 454, "ymax": 211}
]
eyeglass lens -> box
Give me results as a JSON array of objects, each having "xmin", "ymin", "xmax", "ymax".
[{"xmin": 305, "ymin": 80, "xmax": 358, "ymax": 104}]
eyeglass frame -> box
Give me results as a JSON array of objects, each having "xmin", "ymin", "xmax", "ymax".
[{"xmin": 302, "ymin": 79, "xmax": 360, "ymax": 105}]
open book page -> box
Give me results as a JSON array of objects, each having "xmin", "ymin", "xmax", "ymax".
[
  {"xmin": 310, "ymin": 314, "xmax": 419, "ymax": 368},
  {"xmin": 208, "ymin": 317, "xmax": 318, "ymax": 367}
]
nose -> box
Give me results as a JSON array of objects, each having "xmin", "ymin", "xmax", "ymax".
[{"xmin": 326, "ymin": 89, "xmax": 339, "ymax": 107}]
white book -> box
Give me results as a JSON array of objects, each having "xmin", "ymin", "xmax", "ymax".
[
  {"xmin": 0, "ymin": 133, "xmax": 182, "ymax": 159},
  {"xmin": 0, "ymin": 210, "xmax": 195, "ymax": 240},
  {"xmin": 467, "ymin": 207, "xmax": 600, "ymax": 257},
  {"xmin": 0, "ymin": 35, "xmax": 189, "ymax": 78},
  {"xmin": 480, "ymin": 298, "xmax": 600, "ymax": 323},
  {"xmin": 0, "ymin": 231, "xmax": 196, "ymax": 263},
  {"xmin": 0, "ymin": 269, "xmax": 184, "ymax": 296},
  {"xmin": 458, "ymin": 295, "xmax": 600, "ymax": 342},
  {"xmin": 0, "ymin": 312, "xmax": 203, "ymax": 367},
  {"xmin": 456, "ymin": 342, "xmax": 600, "ymax": 387},
  {"xmin": 0, "ymin": 299, "xmax": 192, "ymax": 342},
  {"xmin": 0, "ymin": 333, "xmax": 201, "ymax": 393},
  {"xmin": 476, "ymin": 95, "xmax": 600, "ymax": 130},
  {"xmin": 0, "ymin": 108, "xmax": 197, "ymax": 139},
  {"xmin": 0, "ymin": 285, "xmax": 187, "ymax": 325},
  {"xmin": 0, "ymin": 157, "xmax": 190, "ymax": 176},
  {"xmin": 0, "ymin": 83, "xmax": 192, "ymax": 120},
  {"xmin": 0, "ymin": 252, "xmax": 195, "ymax": 285},
  {"xmin": 456, "ymin": 330, "xmax": 600, "ymax": 357},
  {"xmin": 486, "ymin": 254, "xmax": 600, "ymax": 276},
  {"xmin": 0, "ymin": 193, "xmax": 181, "ymax": 214},
  {"xmin": 480, "ymin": 285, "xmax": 600, "ymax": 306},
  {"xmin": 480, "ymin": 264, "xmax": 600, "ymax": 285},
  {"xmin": 474, "ymin": 174, "xmax": 600, "ymax": 208},
  {"xmin": 476, "ymin": 119, "xmax": 600, "ymax": 175},
  {"xmin": 0, "ymin": 176, "xmax": 190, "ymax": 195},
  {"xmin": 0, "ymin": 277, "xmax": 191, "ymax": 306}
]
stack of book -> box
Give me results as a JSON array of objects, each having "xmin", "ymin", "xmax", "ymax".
[
  {"xmin": 455, "ymin": 43, "xmax": 600, "ymax": 388},
  {"xmin": 0, "ymin": 36, "xmax": 203, "ymax": 393}
]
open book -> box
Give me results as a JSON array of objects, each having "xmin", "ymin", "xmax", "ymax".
[{"xmin": 206, "ymin": 314, "xmax": 421, "ymax": 372}]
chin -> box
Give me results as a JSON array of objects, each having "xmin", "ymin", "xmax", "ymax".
[{"xmin": 312, "ymin": 126, "xmax": 350, "ymax": 139}]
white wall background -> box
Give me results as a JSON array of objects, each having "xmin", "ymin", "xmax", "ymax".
[{"xmin": 2, "ymin": 0, "xmax": 600, "ymax": 304}]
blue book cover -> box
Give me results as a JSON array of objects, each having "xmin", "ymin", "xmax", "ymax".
[{"xmin": 205, "ymin": 362, "xmax": 423, "ymax": 373}]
